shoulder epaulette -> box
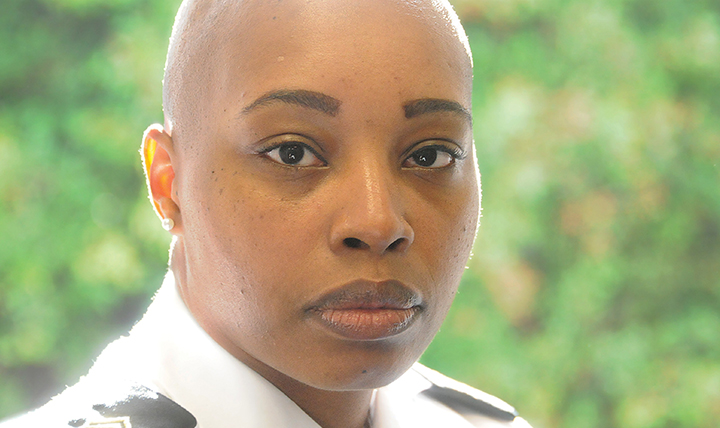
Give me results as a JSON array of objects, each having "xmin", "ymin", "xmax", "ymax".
[
  {"xmin": 414, "ymin": 365, "xmax": 519, "ymax": 423},
  {"xmin": 67, "ymin": 384, "xmax": 196, "ymax": 428}
]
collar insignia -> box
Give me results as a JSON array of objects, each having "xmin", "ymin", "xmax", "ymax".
[{"xmin": 85, "ymin": 417, "xmax": 132, "ymax": 428}]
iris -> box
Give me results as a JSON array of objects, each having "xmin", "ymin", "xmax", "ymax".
[
  {"xmin": 279, "ymin": 143, "xmax": 305, "ymax": 165},
  {"xmin": 412, "ymin": 147, "xmax": 438, "ymax": 167}
]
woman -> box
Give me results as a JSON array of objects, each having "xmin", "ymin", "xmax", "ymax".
[{"xmin": 3, "ymin": 0, "xmax": 531, "ymax": 427}]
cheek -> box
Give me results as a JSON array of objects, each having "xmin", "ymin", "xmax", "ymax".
[
  {"xmin": 183, "ymin": 175, "xmax": 318, "ymax": 301},
  {"xmin": 427, "ymin": 173, "xmax": 479, "ymax": 294},
  {"xmin": 177, "ymin": 173, "xmax": 276, "ymax": 323},
  {"xmin": 426, "ymin": 169, "xmax": 479, "ymax": 254}
]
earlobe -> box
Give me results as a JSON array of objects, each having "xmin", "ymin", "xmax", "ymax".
[{"xmin": 142, "ymin": 124, "xmax": 182, "ymax": 233}]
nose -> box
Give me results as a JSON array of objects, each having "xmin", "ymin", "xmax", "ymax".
[{"xmin": 329, "ymin": 160, "xmax": 414, "ymax": 255}]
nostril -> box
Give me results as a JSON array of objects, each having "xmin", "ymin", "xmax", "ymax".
[
  {"xmin": 343, "ymin": 238, "xmax": 364, "ymax": 249},
  {"xmin": 387, "ymin": 238, "xmax": 404, "ymax": 251},
  {"xmin": 342, "ymin": 237, "xmax": 406, "ymax": 252}
]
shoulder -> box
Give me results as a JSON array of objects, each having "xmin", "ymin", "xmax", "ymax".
[
  {"xmin": 0, "ymin": 381, "xmax": 196, "ymax": 428},
  {"xmin": 408, "ymin": 364, "xmax": 533, "ymax": 428}
]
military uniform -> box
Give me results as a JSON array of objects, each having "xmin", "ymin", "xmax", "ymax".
[{"xmin": 1, "ymin": 273, "xmax": 532, "ymax": 428}]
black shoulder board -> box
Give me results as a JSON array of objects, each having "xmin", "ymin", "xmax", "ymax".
[
  {"xmin": 415, "ymin": 365, "xmax": 519, "ymax": 423},
  {"xmin": 68, "ymin": 384, "xmax": 197, "ymax": 428}
]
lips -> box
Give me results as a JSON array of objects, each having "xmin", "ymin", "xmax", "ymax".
[{"xmin": 305, "ymin": 280, "xmax": 423, "ymax": 341}]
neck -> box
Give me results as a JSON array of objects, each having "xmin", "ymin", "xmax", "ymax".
[
  {"xmin": 169, "ymin": 240, "xmax": 373, "ymax": 428},
  {"xmin": 208, "ymin": 328, "xmax": 375, "ymax": 428},
  {"xmin": 263, "ymin": 370, "xmax": 374, "ymax": 428}
]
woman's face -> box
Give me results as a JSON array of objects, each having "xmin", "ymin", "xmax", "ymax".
[{"xmin": 169, "ymin": 0, "xmax": 479, "ymax": 390}]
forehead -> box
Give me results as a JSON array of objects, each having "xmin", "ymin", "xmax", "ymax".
[
  {"xmin": 207, "ymin": 0, "xmax": 470, "ymax": 105},
  {"xmin": 166, "ymin": 0, "xmax": 473, "ymax": 141},
  {"xmin": 219, "ymin": 0, "xmax": 466, "ymax": 56}
]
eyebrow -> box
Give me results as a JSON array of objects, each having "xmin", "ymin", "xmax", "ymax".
[
  {"xmin": 403, "ymin": 98, "xmax": 472, "ymax": 124},
  {"xmin": 241, "ymin": 89, "xmax": 342, "ymax": 116}
]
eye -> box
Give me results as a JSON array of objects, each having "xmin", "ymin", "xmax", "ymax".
[
  {"xmin": 263, "ymin": 142, "xmax": 326, "ymax": 167},
  {"xmin": 403, "ymin": 145, "xmax": 462, "ymax": 169}
]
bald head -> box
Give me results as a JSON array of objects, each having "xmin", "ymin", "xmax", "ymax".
[
  {"xmin": 146, "ymin": 0, "xmax": 482, "ymax": 401},
  {"xmin": 162, "ymin": 0, "xmax": 473, "ymax": 142}
]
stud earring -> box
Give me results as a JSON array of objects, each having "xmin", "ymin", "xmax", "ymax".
[{"xmin": 161, "ymin": 218, "xmax": 175, "ymax": 231}]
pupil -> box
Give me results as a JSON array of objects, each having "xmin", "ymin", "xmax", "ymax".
[
  {"xmin": 414, "ymin": 148, "xmax": 437, "ymax": 167},
  {"xmin": 279, "ymin": 144, "xmax": 305, "ymax": 164}
]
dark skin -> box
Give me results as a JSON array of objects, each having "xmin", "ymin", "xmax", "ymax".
[{"xmin": 142, "ymin": 1, "xmax": 478, "ymax": 427}]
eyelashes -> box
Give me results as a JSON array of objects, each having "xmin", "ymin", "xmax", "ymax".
[
  {"xmin": 259, "ymin": 137, "xmax": 465, "ymax": 170},
  {"xmin": 402, "ymin": 144, "xmax": 465, "ymax": 169},
  {"xmin": 262, "ymin": 142, "xmax": 327, "ymax": 167}
]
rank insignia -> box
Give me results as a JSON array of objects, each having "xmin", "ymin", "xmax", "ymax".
[{"xmin": 85, "ymin": 416, "xmax": 132, "ymax": 428}]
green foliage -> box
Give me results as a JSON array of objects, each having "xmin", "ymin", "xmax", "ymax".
[
  {"xmin": 0, "ymin": 0, "xmax": 180, "ymax": 415},
  {"xmin": 423, "ymin": 1, "xmax": 720, "ymax": 427},
  {"xmin": 1, "ymin": 0, "xmax": 718, "ymax": 427}
]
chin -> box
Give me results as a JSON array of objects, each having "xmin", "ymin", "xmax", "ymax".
[
  {"xmin": 295, "ymin": 338, "xmax": 428, "ymax": 391},
  {"xmin": 304, "ymin": 362, "xmax": 414, "ymax": 391}
]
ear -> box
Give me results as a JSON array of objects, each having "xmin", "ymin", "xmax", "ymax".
[{"xmin": 142, "ymin": 124, "xmax": 182, "ymax": 233}]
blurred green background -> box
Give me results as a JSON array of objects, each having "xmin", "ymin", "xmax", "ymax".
[{"xmin": 1, "ymin": 0, "xmax": 718, "ymax": 427}]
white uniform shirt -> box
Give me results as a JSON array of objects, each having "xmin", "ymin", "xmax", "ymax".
[{"xmin": 1, "ymin": 273, "xmax": 532, "ymax": 428}]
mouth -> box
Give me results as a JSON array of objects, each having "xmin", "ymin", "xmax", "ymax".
[{"xmin": 305, "ymin": 279, "xmax": 423, "ymax": 341}]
